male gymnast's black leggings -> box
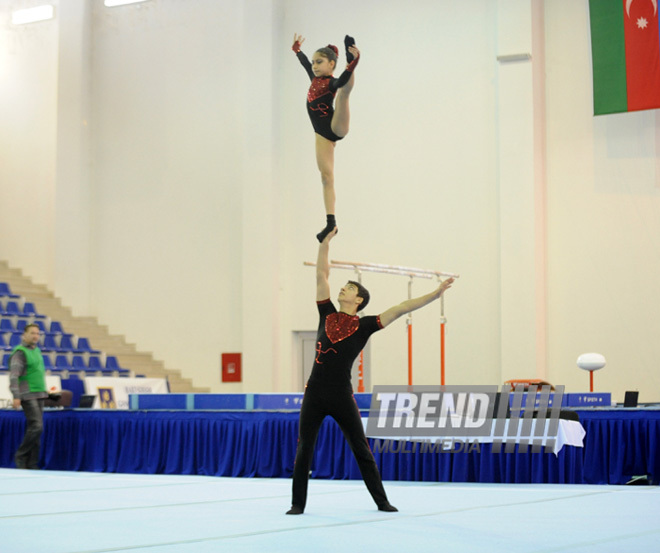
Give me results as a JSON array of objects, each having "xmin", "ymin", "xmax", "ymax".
[{"xmin": 291, "ymin": 382, "xmax": 389, "ymax": 510}]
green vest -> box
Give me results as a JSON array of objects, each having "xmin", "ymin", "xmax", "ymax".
[{"xmin": 12, "ymin": 345, "xmax": 47, "ymax": 393}]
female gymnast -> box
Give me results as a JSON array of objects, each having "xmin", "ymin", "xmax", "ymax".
[{"xmin": 292, "ymin": 34, "xmax": 360, "ymax": 242}]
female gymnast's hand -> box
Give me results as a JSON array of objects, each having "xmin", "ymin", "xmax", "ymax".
[
  {"xmin": 347, "ymin": 45, "xmax": 360, "ymax": 61},
  {"xmin": 293, "ymin": 33, "xmax": 305, "ymax": 52}
]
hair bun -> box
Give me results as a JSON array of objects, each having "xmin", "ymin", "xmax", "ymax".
[{"xmin": 327, "ymin": 44, "xmax": 339, "ymax": 56}]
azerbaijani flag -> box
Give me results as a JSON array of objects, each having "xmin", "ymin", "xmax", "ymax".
[{"xmin": 589, "ymin": 0, "xmax": 660, "ymax": 114}]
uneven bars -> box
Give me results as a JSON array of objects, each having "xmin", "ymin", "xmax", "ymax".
[{"xmin": 331, "ymin": 259, "xmax": 460, "ymax": 279}]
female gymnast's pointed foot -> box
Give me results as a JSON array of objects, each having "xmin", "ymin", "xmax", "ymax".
[
  {"xmin": 345, "ymin": 35, "xmax": 356, "ymax": 63},
  {"xmin": 316, "ymin": 215, "xmax": 337, "ymax": 243},
  {"xmin": 378, "ymin": 502, "xmax": 399, "ymax": 512}
]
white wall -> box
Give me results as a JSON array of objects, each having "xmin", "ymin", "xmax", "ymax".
[
  {"xmin": 1, "ymin": 0, "xmax": 659, "ymax": 402},
  {"xmin": 546, "ymin": 0, "xmax": 660, "ymax": 402},
  {"xmin": 89, "ymin": 0, "xmax": 245, "ymax": 389},
  {"xmin": 0, "ymin": 0, "xmax": 59, "ymax": 286}
]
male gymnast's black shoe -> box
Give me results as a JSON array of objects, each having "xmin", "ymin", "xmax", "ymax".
[
  {"xmin": 286, "ymin": 505, "xmax": 304, "ymax": 515},
  {"xmin": 345, "ymin": 35, "xmax": 356, "ymax": 63},
  {"xmin": 378, "ymin": 502, "xmax": 398, "ymax": 512}
]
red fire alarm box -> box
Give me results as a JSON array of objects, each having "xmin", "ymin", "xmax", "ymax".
[{"xmin": 221, "ymin": 353, "xmax": 242, "ymax": 382}]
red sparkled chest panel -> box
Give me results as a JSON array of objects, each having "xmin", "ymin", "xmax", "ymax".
[
  {"xmin": 325, "ymin": 312, "xmax": 360, "ymax": 344},
  {"xmin": 307, "ymin": 76, "xmax": 334, "ymax": 103}
]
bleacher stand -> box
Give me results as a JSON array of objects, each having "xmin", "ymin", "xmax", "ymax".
[{"xmin": 0, "ymin": 280, "xmax": 134, "ymax": 381}]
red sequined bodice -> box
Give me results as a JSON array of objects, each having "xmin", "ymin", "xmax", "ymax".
[
  {"xmin": 307, "ymin": 76, "xmax": 334, "ymax": 104},
  {"xmin": 325, "ymin": 312, "xmax": 360, "ymax": 344}
]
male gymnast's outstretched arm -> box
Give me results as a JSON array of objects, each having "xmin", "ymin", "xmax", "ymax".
[
  {"xmin": 316, "ymin": 227, "xmax": 337, "ymax": 302},
  {"xmin": 379, "ymin": 277, "xmax": 455, "ymax": 328}
]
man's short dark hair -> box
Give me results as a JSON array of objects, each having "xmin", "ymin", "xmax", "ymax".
[
  {"xmin": 348, "ymin": 280, "xmax": 370, "ymax": 312},
  {"xmin": 23, "ymin": 323, "xmax": 40, "ymax": 333}
]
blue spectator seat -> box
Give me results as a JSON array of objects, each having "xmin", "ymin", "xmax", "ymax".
[
  {"xmin": 0, "ymin": 334, "xmax": 9, "ymax": 351},
  {"xmin": 71, "ymin": 355, "xmax": 87, "ymax": 371},
  {"xmin": 0, "ymin": 283, "xmax": 20, "ymax": 298},
  {"xmin": 3, "ymin": 301, "xmax": 21, "ymax": 317},
  {"xmin": 33, "ymin": 320, "xmax": 47, "ymax": 332},
  {"xmin": 0, "ymin": 319, "xmax": 14, "ymax": 333},
  {"xmin": 41, "ymin": 335, "xmax": 60, "ymax": 353},
  {"xmin": 42, "ymin": 354, "xmax": 54, "ymax": 371},
  {"xmin": 105, "ymin": 355, "xmax": 120, "ymax": 370},
  {"xmin": 58, "ymin": 335, "xmax": 83, "ymax": 353},
  {"xmin": 21, "ymin": 302, "xmax": 46, "ymax": 318},
  {"xmin": 15, "ymin": 319, "xmax": 27, "ymax": 332},
  {"xmin": 8, "ymin": 333, "xmax": 22, "ymax": 348},
  {"xmin": 1, "ymin": 353, "xmax": 10, "ymax": 367},
  {"xmin": 105, "ymin": 355, "xmax": 130, "ymax": 375},
  {"xmin": 55, "ymin": 354, "xmax": 72, "ymax": 372},
  {"xmin": 88, "ymin": 356, "xmax": 103, "ymax": 371},
  {"xmin": 77, "ymin": 337, "xmax": 100, "ymax": 355},
  {"xmin": 49, "ymin": 321, "xmax": 72, "ymax": 337}
]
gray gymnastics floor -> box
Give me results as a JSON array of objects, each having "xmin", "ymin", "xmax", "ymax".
[{"xmin": 1, "ymin": 468, "xmax": 659, "ymax": 553}]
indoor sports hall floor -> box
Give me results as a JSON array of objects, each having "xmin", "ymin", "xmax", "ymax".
[{"xmin": 2, "ymin": 468, "xmax": 659, "ymax": 553}]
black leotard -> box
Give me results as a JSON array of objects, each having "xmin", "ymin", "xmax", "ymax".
[{"xmin": 296, "ymin": 52, "xmax": 358, "ymax": 142}]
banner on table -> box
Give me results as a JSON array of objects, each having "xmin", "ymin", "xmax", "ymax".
[{"xmin": 84, "ymin": 377, "xmax": 168, "ymax": 409}]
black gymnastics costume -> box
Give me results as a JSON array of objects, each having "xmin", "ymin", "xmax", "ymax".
[
  {"xmin": 288, "ymin": 299, "xmax": 395, "ymax": 514},
  {"xmin": 294, "ymin": 50, "xmax": 359, "ymax": 142}
]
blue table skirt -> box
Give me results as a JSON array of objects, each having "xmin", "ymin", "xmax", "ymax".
[
  {"xmin": 577, "ymin": 409, "xmax": 660, "ymax": 485},
  {"xmin": 1, "ymin": 409, "xmax": 657, "ymax": 484}
]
